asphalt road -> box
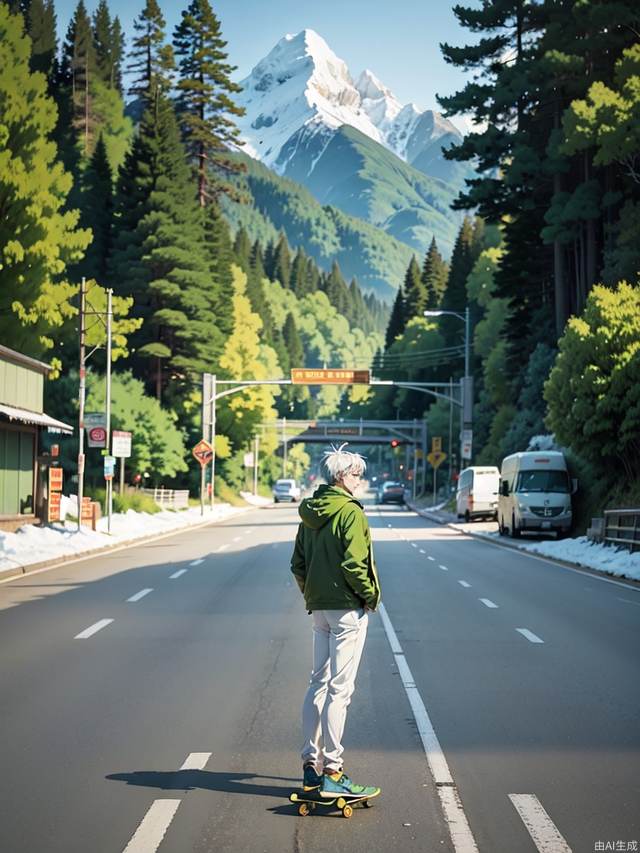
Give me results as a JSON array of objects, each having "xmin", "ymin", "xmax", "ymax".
[{"xmin": 0, "ymin": 497, "xmax": 638, "ymax": 853}]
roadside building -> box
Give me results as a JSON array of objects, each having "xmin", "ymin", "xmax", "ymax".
[{"xmin": 0, "ymin": 345, "xmax": 73, "ymax": 531}]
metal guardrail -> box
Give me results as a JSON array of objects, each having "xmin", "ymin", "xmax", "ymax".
[
  {"xmin": 603, "ymin": 508, "xmax": 640, "ymax": 552},
  {"xmin": 141, "ymin": 488, "xmax": 189, "ymax": 511}
]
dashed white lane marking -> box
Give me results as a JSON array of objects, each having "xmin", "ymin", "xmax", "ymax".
[
  {"xmin": 127, "ymin": 589, "xmax": 153, "ymax": 603},
  {"xmin": 419, "ymin": 549, "xmax": 426, "ymax": 554},
  {"xmin": 458, "ymin": 581, "xmax": 471, "ymax": 588},
  {"xmin": 617, "ymin": 597, "xmax": 640, "ymax": 607},
  {"xmin": 411, "ymin": 543, "xmax": 417, "ymax": 548},
  {"xmin": 439, "ymin": 564, "xmax": 448, "ymax": 571},
  {"xmin": 216, "ymin": 544, "xmax": 229, "ymax": 552},
  {"xmin": 74, "ymin": 619, "xmax": 113, "ymax": 639},
  {"xmin": 479, "ymin": 598, "xmax": 498, "ymax": 608},
  {"xmin": 516, "ymin": 628, "xmax": 544, "ymax": 644},
  {"xmin": 190, "ymin": 558, "xmax": 204, "ymax": 566},
  {"xmin": 509, "ymin": 794, "xmax": 572, "ymax": 852},
  {"xmin": 244, "ymin": 529, "xmax": 254, "ymax": 534},
  {"xmin": 232, "ymin": 536, "xmax": 242, "ymax": 542},
  {"xmin": 427, "ymin": 556, "xmax": 435, "ymax": 562},
  {"xmin": 180, "ymin": 752, "xmax": 212, "ymax": 770},
  {"xmin": 378, "ymin": 603, "xmax": 478, "ymax": 852},
  {"xmin": 170, "ymin": 569, "xmax": 187, "ymax": 579},
  {"xmin": 122, "ymin": 799, "xmax": 181, "ymax": 853}
]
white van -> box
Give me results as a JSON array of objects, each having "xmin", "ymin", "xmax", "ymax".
[
  {"xmin": 456, "ymin": 466, "xmax": 500, "ymax": 521},
  {"xmin": 498, "ymin": 451, "xmax": 574, "ymax": 537}
]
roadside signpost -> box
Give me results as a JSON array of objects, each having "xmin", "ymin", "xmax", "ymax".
[
  {"xmin": 112, "ymin": 430, "xmax": 132, "ymax": 495},
  {"xmin": 428, "ymin": 438, "xmax": 447, "ymax": 505},
  {"xmin": 461, "ymin": 429, "xmax": 473, "ymax": 461},
  {"xmin": 85, "ymin": 412, "xmax": 107, "ymax": 448},
  {"xmin": 193, "ymin": 439, "xmax": 214, "ymax": 515}
]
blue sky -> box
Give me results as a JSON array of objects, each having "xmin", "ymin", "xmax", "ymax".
[{"xmin": 54, "ymin": 0, "xmax": 475, "ymax": 111}]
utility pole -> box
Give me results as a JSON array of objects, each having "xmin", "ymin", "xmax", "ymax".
[
  {"xmin": 77, "ymin": 278, "xmax": 86, "ymax": 531},
  {"xmin": 209, "ymin": 374, "xmax": 216, "ymax": 508},
  {"xmin": 105, "ymin": 288, "xmax": 113, "ymax": 533},
  {"xmin": 282, "ymin": 416, "xmax": 287, "ymax": 477},
  {"xmin": 253, "ymin": 434, "xmax": 260, "ymax": 496}
]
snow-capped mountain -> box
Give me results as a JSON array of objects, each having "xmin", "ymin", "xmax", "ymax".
[{"xmin": 236, "ymin": 29, "xmax": 464, "ymax": 182}]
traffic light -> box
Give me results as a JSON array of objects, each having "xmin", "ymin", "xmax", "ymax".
[{"xmin": 390, "ymin": 439, "xmax": 399, "ymax": 448}]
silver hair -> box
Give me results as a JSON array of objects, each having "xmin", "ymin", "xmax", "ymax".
[{"xmin": 322, "ymin": 443, "xmax": 367, "ymax": 482}]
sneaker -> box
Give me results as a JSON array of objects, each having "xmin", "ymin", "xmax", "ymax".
[
  {"xmin": 320, "ymin": 770, "xmax": 380, "ymax": 799},
  {"xmin": 302, "ymin": 764, "xmax": 322, "ymax": 791}
]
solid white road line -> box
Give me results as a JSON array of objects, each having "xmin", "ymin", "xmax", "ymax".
[
  {"xmin": 458, "ymin": 581, "xmax": 471, "ymax": 588},
  {"xmin": 516, "ymin": 628, "xmax": 545, "ymax": 644},
  {"xmin": 479, "ymin": 598, "xmax": 498, "ymax": 608},
  {"xmin": 74, "ymin": 619, "xmax": 113, "ymax": 639},
  {"xmin": 378, "ymin": 603, "xmax": 479, "ymax": 852},
  {"xmin": 122, "ymin": 799, "xmax": 181, "ymax": 853},
  {"xmin": 169, "ymin": 569, "xmax": 187, "ymax": 579},
  {"xmin": 190, "ymin": 559, "xmax": 204, "ymax": 566},
  {"xmin": 180, "ymin": 752, "xmax": 212, "ymax": 770},
  {"xmin": 216, "ymin": 544, "xmax": 229, "ymax": 552},
  {"xmin": 127, "ymin": 589, "xmax": 153, "ymax": 603},
  {"xmin": 509, "ymin": 794, "xmax": 572, "ymax": 852}
]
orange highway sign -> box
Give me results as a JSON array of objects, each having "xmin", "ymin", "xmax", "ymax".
[
  {"xmin": 192, "ymin": 439, "xmax": 214, "ymax": 467},
  {"xmin": 291, "ymin": 368, "xmax": 370, "ymax": 385}
]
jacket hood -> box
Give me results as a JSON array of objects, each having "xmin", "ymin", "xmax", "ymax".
[{"xmin": 298, "ymin": 484, "xmax": 361, "ymax": 530}]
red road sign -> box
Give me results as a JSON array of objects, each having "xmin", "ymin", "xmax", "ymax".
[{"xmin": 192, "ymin": 439, "xmax": 214, "ymax": 467}]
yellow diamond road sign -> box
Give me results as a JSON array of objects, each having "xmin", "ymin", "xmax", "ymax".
[{"xmin": 427, "ymin": 450, "xmax": 447, "ymax": 469}]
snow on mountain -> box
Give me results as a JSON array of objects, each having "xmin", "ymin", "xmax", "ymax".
[{"xmin": 236, "ymin": 28, "xmax": 463, "ymax": 177}]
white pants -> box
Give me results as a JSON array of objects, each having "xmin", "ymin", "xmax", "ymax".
[{"xmin": 301, "ymin": 608, "xmax": 369, "ymax": 773}]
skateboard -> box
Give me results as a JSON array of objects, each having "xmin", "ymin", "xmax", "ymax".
[{"xmin": 290, "ymin": 788, "xmax": 380, "ymax": 818}]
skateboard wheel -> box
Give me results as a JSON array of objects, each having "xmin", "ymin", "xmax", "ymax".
[
  {"xmin": 298, "ymin": 803, "xmax": 310, "ymax": 817},
  {"xmin": 363, "ymin": 799, "xmax": 372, "ymax": 808},
  {"xmin": 336, "ymin": 797, "xmax": 346, "ymax": 810},
  {"xmin": 342, "ymin": 804, "xmax": 353, "ymax": 819}
]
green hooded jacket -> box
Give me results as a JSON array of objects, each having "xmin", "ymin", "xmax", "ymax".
[{"xmin": 290, "ymin": 484, "xmax": 381, "ymax": 612}]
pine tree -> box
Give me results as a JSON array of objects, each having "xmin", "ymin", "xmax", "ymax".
[
  {"xmin": 74, "ymin": 133, "xmax": 113, "ymax": 283},
  {"xmin": 401, "ymin": 255, "xmax": 426, "ymax": 323},
  {"xmin": 109, "ymin": 16, "xmax": 125, "ymax": 93},
  {"xmin": 245, "ymin": 241, "xmax": 275, "ymax": 344},
  {"xmin": 63, "ymin": 0, "xmax": 96, "ymax": 157},
  {"xmin": 128, "ymin": 0, "xmax": 174, "ymax": 105},
  {"xmin": 203, "ymin": 201, "xmax": 235, "ymax": 345},
  {"xmin": 108, "ymin": 94, "xmax": 217, "ymax": 400},
  {"xmin": 305, "ymin": 257, "xmax": 320, "ymax": 294},
  {"xmin": 385, "ymin": 286, "xmax": 405, "ymax": 350},
  {"xmin": 0, "ymin": 3, "xmax": 91, "ymax": 358},
  {"xmin": 281, "ymin": 311, "xmax": 309, "ymax": 415},
  {"xmin": 173, "ymin": 0, "xmax": 245, "ymax": 205},
  {"xmin": 24, "ymin": 0, "xmax": 57, "ymax": 82},
  {"xmin": 93, "ymin": 0, "xmax": 112, "ymax": 84},
  {"xmin": 441, "ymin": 216, "xmax": 483, "ymax": 347},
  {"xmin": 324, "ymin": 261, "xmax": 350, "ymax": 316},
  {"xmin": 272, "ymin": 232, "xmax": 291, "ymax": 289},
  {"xmin": 421, "ymin": 237, "xmax": 449, "ymax": 309},
  {"xmin": 291, "ymin": 248, "xmax": 308, "ymax": 297},
  {"xmin": 233, "ymin": 227, "xmax": 251, "ymax": 272}
]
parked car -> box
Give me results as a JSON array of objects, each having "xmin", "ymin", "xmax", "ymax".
[
  {"xmin": 273, "ymin": 479, "xmax": 301, "ymax": 503},
  {"xmin": 456, "ymin": 466, "xmax": 500, "ymax": 522},
  {"xmin": 498, "ymin": 451, "xmax": 575, "ymax": 537},
  {"xmin": 376, "ymin": 481, "xmax": 405, "ymax": 505}
]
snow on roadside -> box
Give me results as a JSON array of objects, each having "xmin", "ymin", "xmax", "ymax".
[
  {"xmin": 481, "ymin": 531, "xmax": 640, "ymax": 582},
  {"xmin": 0, "ymin": 503, "xmax": 246, "ymax": 575},
  {"xmin": 239, "ymin": 491, "xmax": 272, "ymax": 506}
]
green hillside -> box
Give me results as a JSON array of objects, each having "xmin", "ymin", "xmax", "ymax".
[
  {"xmin": 297, "ymin": 125, "xmax": 463, "ymax": 257},
  {"xmin": 222, "ymin": 153, "xmax": 416, "ymax": 301}
]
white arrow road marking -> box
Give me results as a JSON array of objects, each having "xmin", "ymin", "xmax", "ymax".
[
  {"xmin": 479, "ymin": 598, "xmax": 498, "ymax": 608},
  {"xmin": 190, "ymin": 558, "xmax": 204, "ymax": 566},
  {"xmin": 74, "ymin": 619, "xmax": 113, "ymax": 639},
  {"xmin": 169, "ymin": 570, "xmax": 187, "ymax": 579},
  {"xmin": 379, "ymin": 604, "xmax": 479, "ymax": 852},
  {"xmin": 122, "ymin": 800, "xmax": 181, "ymax": 853},
  {"xmin": 180, "ymin": 752, "xmax": 212, "ymax": 770},
  {"xmin": 458, "ymin": 581, "xmax": 471, "ymax": 588},
  {"xmin": 127, "ymin": 589, "xmax": 153, "ymax": 603},
  {"xmin": 509, "ymin": 794, "xmax": 572, "ymax": 852},
  {"xmin": 516, "ymin": 628, "xmax": 544, "ymax": 644}
]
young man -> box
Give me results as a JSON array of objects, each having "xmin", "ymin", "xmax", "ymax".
[{"xmin": 290, "ymin": 444, "xmax": 381, "ymax": 799}]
